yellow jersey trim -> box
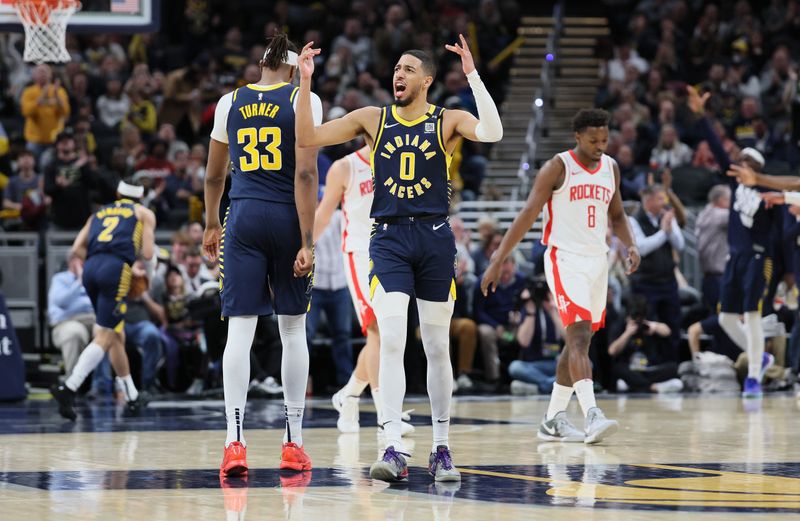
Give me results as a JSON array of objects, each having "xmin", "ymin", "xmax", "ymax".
[
  {"xmin": 391, "ymin": 104, "xmax": 434, "ymax": 127},
  {"xmin": 232, "ymin": 88, "xmax": 240, "ymax": 102},
  {"xmin": 436, "ymin": 107, "xmax": 454, "ymax": 178},
  {"xmin": 246, "ymin": 82, "xmax": 288, "ymax": 92},
  {"xmin": 369, "ymin": 275, "xmax": 381, "ymax": 300},
  {"xmin": 370, "ymin": 107, "xmax": 388, "ymax": 174},
  {"xmin": 450, "ymin": 279, "xmax": 457, "ymax": 301},
  {"xmin": 290, "ymin": 86, "xmax": 300, "ymax": 104}
]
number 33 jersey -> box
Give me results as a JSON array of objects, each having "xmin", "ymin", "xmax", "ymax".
[
  {"xmin": 210, "ymin": 83, "xmax": 323, "ymax": 204},
  {"xmin": 541, "ymin": 150, "xmax": 615, "ymax": 256}
]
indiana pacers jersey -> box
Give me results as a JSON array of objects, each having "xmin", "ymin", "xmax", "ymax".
[
  {"xmin": 371, "ymin": 104, "xmax": 451, "ymax": 218},
  {"xmin": 226, "ymin": 83, "xmax": 298, "ymax": 204},
  {"xmin": 87, "ymin": 198, "xmax": 142, "ymax": 264}
]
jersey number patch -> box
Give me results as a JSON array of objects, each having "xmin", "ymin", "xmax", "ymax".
[
  {"xmin": 237, "ymin": 127, "xmax": 282, "ymax": 172},
  {"xmin": 587, "ymin": 205, "xmax": 596, "ymax": 228},
  {"xmin": 98, "ymin": 217, "xmax": 119, "ymax": 242}
]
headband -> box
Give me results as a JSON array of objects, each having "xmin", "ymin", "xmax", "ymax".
[
  {"xmin": 262, "ymin": 48, "xmax": 298, "ymax": 66},
  {"xmin": 117, "ymin": 180, "xmax": 144, "ymax": 199}
]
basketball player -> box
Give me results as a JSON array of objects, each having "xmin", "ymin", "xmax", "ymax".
[
  {"xmin": 296, "ymin": 35, "xmax": 503, "ymax": 482},
  {"xmin": 481, "ymin": 109, "xmax": 641, "ymax": 444},
  {"xmin": 314, "ymin": 143, "xmax": 413, "ymax": 437},
  {"xmin": 687, "ymin": 86, "xmax": 776, "ymax": 397},
  {"xmin": 203, "ymin": 33, "xmax": 323, "ymax": 476},
  {"xmin": 50, "ymin": 180, "xmax": 157, "ymax": 420}
]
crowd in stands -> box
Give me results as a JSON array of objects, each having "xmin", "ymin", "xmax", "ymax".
[{"xmin": 0, "ymin": 0, "xmax": 523, "ymax": 397}]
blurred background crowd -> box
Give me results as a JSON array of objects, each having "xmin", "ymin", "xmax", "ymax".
[{"xmin": 2, "ymin": 0, "xmax": 800, "ymax": 401}]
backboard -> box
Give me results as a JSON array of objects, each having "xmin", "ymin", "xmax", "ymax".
[{"xmin": 0, "ymin": 0, "xmax": 159, "ymax": 32}]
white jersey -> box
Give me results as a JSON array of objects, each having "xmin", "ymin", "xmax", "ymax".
[
  {"xmin": 541, "ymin": 150, "xmax": 615, "ymax": 256},
  {"xmin": 341, "ymin": 149, "xmax": 375, "ymax": 253}
]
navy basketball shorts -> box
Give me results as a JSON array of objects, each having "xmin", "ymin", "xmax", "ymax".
[
  {"xmin": 368, "ymin": 216, "xmax": 457, "ymax": 302},
  {"xmin": 82, "ymin": 253, "xmax": 131, "ymax": 332},
  {"xmin": 220, "ymin": 198, "xmax": 313, "ymax": 317},
  {"xmin": 719, "ymin": 251, "xmax": 771, "ymax": 314}
]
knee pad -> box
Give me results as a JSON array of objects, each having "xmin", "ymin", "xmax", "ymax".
[{"xmin": 417, "ymin": 298, "xmax": 455, "ymax": 327}]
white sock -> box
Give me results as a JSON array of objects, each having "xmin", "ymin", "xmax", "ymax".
[
  {"xmin": 372, "ymin": 387, "xmax": 384, "ymax": 424},
  {"xmin": 744, "ymin": 311, "xmax": 765, "ymax": 380},
  {"xmin": 115, "ymin": 375, "xmax": 139, "ymax": 401},
  {"xmin": 279, "ymin": 314, "xmax": 309, "ymax": 446},
  {"xmin": 418, "ymin": 298, "xmax": 455, "ymax": 452},
  {"xmin": 341, "ymin": 373, "xmax": 368, "ymax": 398},
  {"xmin": 719, "ymin": 313, "xmax": 747, "ymax": 350},
  {"xmin": 573, "ymin": 379, "xmax": 597, "ymax": 417},
  {"xmin": 223, "ymin": 316, "xmax": 258, "ymax": 447},
  {"xmin": 374, "ymin": 289, "xmax": 410, "ymax": 451},
  {"xmin": 546, "ymin": 382, "xmax": 574, "ymax": 420},
  {"xmin": 65, "ymin": 342, "xmax": 106, "ymax": 391}
]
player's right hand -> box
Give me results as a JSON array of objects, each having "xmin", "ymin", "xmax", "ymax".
[
  {"xmin": 203, "ymin": 223, "xmax": 222, "ymax": 262},
  {"xmin": 480, "ymin": 261, "xmax": 502, "ymax": 296},
  {"xmin": 298, "ymin": 42, "xmax": 321, "ymax": 80}
]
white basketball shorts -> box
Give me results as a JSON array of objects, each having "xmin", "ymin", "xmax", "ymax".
[
  {"xmin": 543, "ymin": 245, "xmax": 608, "ymax": 331},
  {"xmin": 343, "ymin": 249, "xmax": 376, "ymax": 335}
]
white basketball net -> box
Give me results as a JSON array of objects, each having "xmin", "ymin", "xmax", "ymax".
[{"xmin": 12, "ymin": 1, "xmax": 79, "ymax": 63}]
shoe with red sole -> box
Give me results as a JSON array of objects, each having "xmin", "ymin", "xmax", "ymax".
[
  {"xmin": 280, "ymin": 442, "xmax": 312, "ymax": 471},
  {"xmin": 220, "ymin": 441, "xmax": 248, "ymax": 477}
]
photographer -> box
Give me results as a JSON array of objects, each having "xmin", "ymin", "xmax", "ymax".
[
  {"xmin": 508, "ymin": 281, "xmax": 564, "ymax": 395},
  {"xmin": 608, "ymin": 295, "xmax": 683, "ymax": 393}
]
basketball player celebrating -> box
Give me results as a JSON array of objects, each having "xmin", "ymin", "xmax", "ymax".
[
  {"xmin": 296, "ymin": 35, "xmax": 503, "ymax": 482},
  {"xmin": 482, "ymin": 109, "xmax": 641, "ymax": 444},
  {"xmin": 314, "ymin": 144, "xmax": 413, "ymax": 437},
  {"xmin": 687, "ymin": 86, "xmax": 776, "ymax": 398},
  {"xmin": 203, "ymin": 33, "xmax": 323, "ymax": 476},
  {"xmin": 51, "ymin": 180, "xmax": 156, "ymax": 420}
]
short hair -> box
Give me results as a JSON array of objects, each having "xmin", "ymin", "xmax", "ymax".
[
  {"xmin": 640, "ymin": 183, "xmax": 666, "ymax": 198},
  {"xmin": 185, "ymin": 246, "xmax": 202, "ymax": 258},
  {"xmin": 401, "ymin": 49, "xmax": 437, "ymax": 80},
  {"xmin": 708, "ymin": 184, "xmax": 730, "ymax": 204},
  {"xmin": 572, "ymin": 108, "xmax": 610, "ymax": 132}
]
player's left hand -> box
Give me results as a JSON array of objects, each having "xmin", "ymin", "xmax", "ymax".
[
  {"xmin": 625, "ymin": 245, "xmax": 641, "ymax": 275},
  {"xmin": 298, "ymin": 42, "xmax": 321, "ymax": 81},
  {"xmin": 727, "ymin": 164, "xmax": 758, "ymax": 186},
  {"xmin": 294, "ymin": 247, "xmax": 314, "ymax": 277},
  {"xmin": 445, "ymin": 34, "xmax": 476, "ymax": 76},
  {"xmin": 762, "ymin": 192, "xmax": 785, "ymax": 208},
  {"xmin": 203, "ymin": 223, "xmax": 222, "ymax": 262}
]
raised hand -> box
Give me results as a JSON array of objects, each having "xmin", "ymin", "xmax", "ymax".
[
  {"xmin": 686, "ymin": 85, "xmax": 711, "ymax": 115},
  {"xmin": 445, "ymin": 34, "xmax": 476, "ymax": 76},
  {"xmin": 298, "ymin": 42, "xmax": 321, "ymax": 81},
  {"xmin": 727, "ymin": 164, "xmax": 758, "ymax": 186}
]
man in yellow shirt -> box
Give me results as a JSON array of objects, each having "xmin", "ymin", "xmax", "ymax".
[{"xmin": 21, "ymin": 64, "xmax": 70, "ymax": 158}]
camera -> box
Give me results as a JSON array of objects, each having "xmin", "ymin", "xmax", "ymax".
[{"xmin": 513, "ymin": 276, "xmax": 550, "ymax": 311}]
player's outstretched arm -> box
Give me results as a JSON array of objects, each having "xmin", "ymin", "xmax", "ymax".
[
  {"xmin": 728, "ymin": 164, "xmax": 800, "ymax": 191},
  {"xmin": 69, "ymin": 216, "xmax": 92, "ymax": 261},
  {"xmin": 609, "ymin": 160, "xmax": 640, "ymax": 275},
  {"xmin": 203, "ymin": 138, "xmax": 230, "ymax": 262},
  {"xmin": 295, "ymin": 43, "xmax": 375, "ymax": 147},
  {"xmin": 313, "ymin": 157, "xmax": 349, "ymax": 243},
  {"xmin": 293, "ymin": 144, "xmax": 319, "ymax": 278},
  {"xmin": 445, "ymin": 34, "xmax": 503, "ymax": 143},
  {"xmin": 137, "ymin": 206, "xmax": 158, "ymax": 278},
  {"xmin": 480, "ymin": 157, "xmax": 563, "ymax": 295}
]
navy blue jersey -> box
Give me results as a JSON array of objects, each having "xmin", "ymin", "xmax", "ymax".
[
  {"xmin": 370, "ymin": 105, "xmax": 452, "ymax": 218},
  {"xmin": 699, "ymin": 118, "xmax": 774, "ymax": 255},
  {"xmin": 87, "ymin": 199, "xmax": 142, "ymax": 264},
  {"xmin": 226, "ymin": 83, "xmax": 298, "ymax": 204}
]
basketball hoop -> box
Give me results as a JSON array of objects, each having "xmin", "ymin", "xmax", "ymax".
[{"xmin": 6, "ymin": 0, "xmax": 81, "ymax": 63}]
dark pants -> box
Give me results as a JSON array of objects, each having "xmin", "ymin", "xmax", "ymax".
[
  {"xmin": 789, "ymin": 313, "xmax": 800, "ymax": 374},
  {"xmin": 306, "ymin": 287, "xmax": 353, "ymax": 386},
  {"xmin": 613, "ymin": 362, "xmax": 679, "ymax": 392},
  {"xmin": 632, "ymin": 279, "xmax": 681, "ymax": 351},
  {"xmin": 702, "ymin": 273, "xmax": 722, "ymax": 314}
]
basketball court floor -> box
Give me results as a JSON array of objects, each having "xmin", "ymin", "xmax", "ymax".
[{"xmin": 1, "ymin": 393, "xmax": 799, "ymax": 520}]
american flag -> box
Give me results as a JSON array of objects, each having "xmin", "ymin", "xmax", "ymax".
[{"xmin": 111, "ymin": 0, "xmax": 139, "ymax": 14}]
